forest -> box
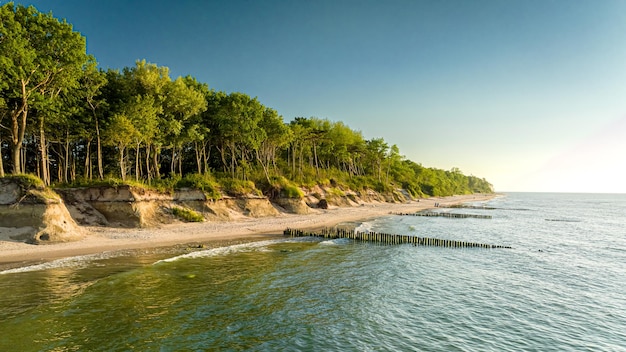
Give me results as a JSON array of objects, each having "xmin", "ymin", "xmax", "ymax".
[{"xmin": 0, "ymin": 3, "xmax": 493, "ymax": 198}]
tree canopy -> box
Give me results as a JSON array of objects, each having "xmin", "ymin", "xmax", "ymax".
[{"xmin": 0, "ymin": 3, "xmax": 493, "ymax": 196}]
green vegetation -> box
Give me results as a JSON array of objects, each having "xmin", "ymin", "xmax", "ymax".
[
  {"xmin": 171, "ymin": 206, "xmax": 204, "ymax": 222},
  {"xmin": 0, "ymin": 174, "xmax": 59, "ymax": 203},
  {"xmin": 261, "ymin": 176, "xmax": 304, "ymax": 199},
  {"xmin": 0, "ymin": 3, "xmax": 493, "ymax": 198},
  {"xmin": 1, "ymin": 174, "xmax": 46, "ymax": 190},
  {"xmin": 174, "ymin": 173, "xmax": 221, "ymax": 200}
]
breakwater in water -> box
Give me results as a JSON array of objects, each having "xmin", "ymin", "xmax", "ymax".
[
  {"xmin": 1, "ymin": 193, "xmax": 625, "ymax": 351},
  {"xmin": 440, "ymin": 204, "xmax": 497, "ymax": 210},
  {"xmin": 392, "ymin": 211, "xmax": 492, "ymax": 219},
  {"xmin": 283, "ymin": 228, "xmax": 511, "ymax": 249}
]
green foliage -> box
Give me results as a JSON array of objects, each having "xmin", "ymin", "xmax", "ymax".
[
  {"xmin": 0, "ymin": 2, "xmax": 88, "ymax": 174},
  {"xmin": 175, "ymin": 173, "xmax": 221, "ymax": 200},
  {"xmin": 0, "ymin": 174, "xmax": 61, "ymax": 203},
  {"xmin": 261, "ymin": 176, "xmax": 304, "ymax": 199},
  {"xmin": 171, "ymin": 206, "xmax": 204, "ymax": 222},
  {"xmin": 326, "ymin": 187, "xmax": 345, "ymax": 198},
  {"xmin": 220, "ymin": 178, "xmax": 260, "ymax": 197},
  {"xmin": 0, "ymin": 3, "xmax": 494, "ymax": 197},
  {"xmin": 1, "ymin": 174, "xmax": 46, "ymax": 190}
]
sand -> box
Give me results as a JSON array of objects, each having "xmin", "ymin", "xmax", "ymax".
[{"xmin": 0, "ymin": 194, "xmax": 495, "ymax": 268}]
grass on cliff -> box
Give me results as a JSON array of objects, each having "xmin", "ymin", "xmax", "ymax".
[
  {"xmin": 262, "ymin": 176, "xmax": 304, "ymax": 199},
  {"xmin": 0, "ymin": 174, "xmax": 61, "ymax": 203},
  {"xmin": 171, "ymin": 206, "xmax": 204, "ymax": 222},
  {"xmin": 2, "ymin": 174, "xmax": 46, "ymax": 190},
  {"xmin": 56, "ymin": 174, "xmax": 223, "ymax": 199}
]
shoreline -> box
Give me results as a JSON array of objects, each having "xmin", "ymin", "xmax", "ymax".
[{"xmin": 0, "ymin": 194, "xmax": 496, "ymax": 270}]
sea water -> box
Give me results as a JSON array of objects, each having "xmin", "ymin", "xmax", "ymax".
[{"xmin": 1, "ymin": 193, "xmax": 625, "ymax": 351}]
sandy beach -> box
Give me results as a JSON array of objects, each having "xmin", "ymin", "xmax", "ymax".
[{"xmin": 0, "ymin": 194, "xmax": 495, "ymax": 269}]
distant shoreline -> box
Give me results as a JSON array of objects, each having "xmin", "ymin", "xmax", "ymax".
[{"xmin": 0, "ymin": 194, "xmax": 496, "ymax": 270}]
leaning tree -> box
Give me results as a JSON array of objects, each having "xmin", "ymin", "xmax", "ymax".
[{"xmin": 0, "ymin": 2, "xmax": 88, "ymax": 176}]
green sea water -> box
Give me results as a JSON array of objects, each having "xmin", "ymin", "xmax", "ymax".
[{"xmin": 1, "ymin": 193, "xmax": 625, "ymax": 351}]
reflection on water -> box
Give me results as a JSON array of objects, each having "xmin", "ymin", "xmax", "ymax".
[{"xmin": 1, "ymin": 193, "xmax": 626, "ymax": 351}]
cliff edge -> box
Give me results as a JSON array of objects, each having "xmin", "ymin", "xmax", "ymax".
[
  {"xmin": 0, "ymin": 176, "xmax": 418, "ymax": 245},
  {"xmin": 0, "ymin": 177, "xmax": 84, "ymax": 244}
]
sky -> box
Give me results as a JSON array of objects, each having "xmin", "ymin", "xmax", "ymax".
[{"xmin": 10, "ymin": 0, "xmax": 626, "ymax": 193}]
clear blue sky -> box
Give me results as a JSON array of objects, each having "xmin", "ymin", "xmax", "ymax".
[{"xmin": 14, "ymin": 0, "xmax": 626, "ymax": 193}]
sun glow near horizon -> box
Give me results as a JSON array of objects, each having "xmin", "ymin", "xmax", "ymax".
[{"xmin": 492, "ymin": 116, "xmax": 626, "ymax": 193}]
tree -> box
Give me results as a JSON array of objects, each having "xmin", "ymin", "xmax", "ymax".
[
  {"xmin": 212, "ymin": 92, "xmax": 265, "ymax": 179},
  {"xmin": 121, "ymin": 60, "xmax": 169, "ymax": 179},
  {"xmin": 181, "ymin": 76, "xmax": 213, "ymax": 175},
  {"xmin": 161, "ymin": 76, "xmax": 206, "ymax": 175},
  {"xmin": 256, "ymin": 108, "xmax": 290, "ymax": 182},
  {"xmin": 79, "ymin": 59, "xmax": 108, "ymax": 180},
  {"xmin": 124, "ymin": 95, "xmax": 160, "ymax": 181},
  {"xmin": 0, "ymin": 106, "xmax": 6, "ymax": 177},
  {"xmin": 103, "ymin": 113, "xmax": 137, "ymax": 181},
  {"xmin": 366, "ymin": 138, "xmax": 388, "ymax": 181},
  {"xmin": 0, "ymin": 3, "xmax": 88, "ymax": 174}
]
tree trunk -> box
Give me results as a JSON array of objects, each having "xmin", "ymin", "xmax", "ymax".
[
  {"xmin": 218, "ymin": 145, "xmax": 228, "ymax": 174},
  {"xmin": 203, "ymin": 142, "xmax": 211, "ymax": 175},
  {"xmin": 0, "ymin": 135, "xmax": 4, "ymax": 177},
  {"xmin": 119, "ymin": 145, "xmax": 126, "ymax": 181},
  {"xmin": 171, "ymin": 148, "xmax": 176, "ymax": 175},
  {"xmin": 313, "ymin": 143, "xmax": 319, "ymax": 177},
  {"xmin": 64, "ymin": 132, "xmax": 70, "ymax": 183},
  {"xmin": 230, "ymin": 144, "xmax": 236, "ymax": 178},
  {"xmin": 145, "ymin": 144, "xmax": 152, "ymax": 183},
  {"xmin": 95, "ymin": 118, "xmax": 104, "ymax": 180},
  {"xmin": 178, "ymin": 146, "xmax": 183, "ymax": 176},
  {"xmin": 195, "ymin": 142, "xmax": 202, "ymax": 174},
  {"xmin": 84, "ymin": 138, "xmax": 92, "ymax": 180},
  {"xmin": 70, "ymin": 146, "xmax": 76, "ymax": 182},
  {"xmin": 39, "ymin": 117, "xmax": 50, "ymax": 185},
  {"xmin": 153, "ymin": 147, "xmax": 161, "ymax": 179},
  {"xmin": 9, "ymin": 83, "xmax": 29, "ymax": 175},
  {"xmin": 135, "ymin": 142, "xmax": 141, "ymax": 181},
  {"xmin": 11, "ymin": 122, "xmax": 23, "ymax": 175},
  {"xmin": 255, "ymin": 149, "xmax": 271, "ymax": 184}
]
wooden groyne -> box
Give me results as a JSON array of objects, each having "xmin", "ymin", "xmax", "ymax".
[
  {"xmin": 441, "ymin": 204, "xmax": 497, "ymax": 210},
  {"xmin": 392, "ymin": 212, "xmax": 492, "ymax": 219},
  {"xmin": 283, "ymin": 228, "xmax": 511, "ymax": 249},
  {"xmin": 441, "ymin": 205, "xmax": 531, "ymax": 211}
]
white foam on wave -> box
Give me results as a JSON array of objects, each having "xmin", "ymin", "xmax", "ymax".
[
  {"xmin": 154, "ymin": 237, "xmax": 314, "ymax": 264},
  {"xmin": 319, "ymin": 238, "xmax": 352, "ymax": 246},
  {"xmin": 0, "ymin": 252, "xmax": 117, "ymax": 275},
  {"xmin": 355, "ymin": 221, "xmax": 374, "ymax": 233}
]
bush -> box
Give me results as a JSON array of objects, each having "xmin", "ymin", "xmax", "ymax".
[
  {"xmin": 176, "ymin": 173, "xmax": 222, "ymax": 200},
  {"xmin": 261, "ymin": 176, "xmax": 303, "ymax": 199},
  {"xmin": 171, "ymin": 206, "xmax": 204, "ymax": 222},
  {"xmin": 326, "ymin": 187, "xmax": 345, "ymax": 198},
  {"xmin": 2, "ymin": 174, "xmax": 45, "ymax": 190},
  {"xmin": 220, "ymin": 178, "xmax": 260, "ymax": 197}
]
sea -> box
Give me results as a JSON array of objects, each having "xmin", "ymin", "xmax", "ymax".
[{"xmin": 1, "ymin": 192, "xmax": 625, "ymax": 351}]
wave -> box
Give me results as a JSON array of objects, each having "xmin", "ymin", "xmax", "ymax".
[
  {"xmin": 154, "ymin": 237, "xmax": 317, "ymax": 264},
  {"xmin": 354, "ymin": 221, "xmax": 374, "ymax": 233},
  {"xmin": 319, "ymin": 238, "xmax": 352, "ymax": 246},
  {"xmin": 0, "ymin": 252, "xmax": 117, "ymax": 275}
]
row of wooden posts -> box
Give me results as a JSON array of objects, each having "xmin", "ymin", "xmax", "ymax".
[
  {"xmin": 441, "ymin": 205, "xmax": 497, "ymax": 210},
  {"xmin": 283, "ymin": 228, "xmax": 511, "ymax": 249},
  {"xmin": 392, "ymin": 212, "xmax": 492, "ymax": 219}
]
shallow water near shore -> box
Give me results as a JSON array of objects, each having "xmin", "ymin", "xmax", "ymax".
[{"xmin": 1, "ymin": 193, "xmax": 625, "ymax": 351}]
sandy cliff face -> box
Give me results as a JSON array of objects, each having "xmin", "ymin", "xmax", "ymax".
[
  {"xmin": 1, "ymin": 179, "xmax": 416, "ymax": 244},
  {"xmin": 0, "ymin": 179, "xmax": 83, "ymax": 244},
  {"xmin": 57, "ymin": 186, "xmax": 173, "ymax": 227},
  {"xmin": 56, "ymin": 186, "xmax": 286, "ymax": 227}
]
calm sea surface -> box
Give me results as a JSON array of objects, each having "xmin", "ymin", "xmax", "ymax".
[{"xmin": 1, "ymin": 193, "xmax": 625, "ymax": 351}]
